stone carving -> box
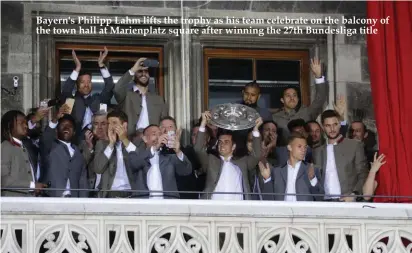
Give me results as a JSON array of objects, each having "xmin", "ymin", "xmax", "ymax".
[
  {"xmin": 257, "ymin": 227, "xmax": 317, "ymax": 253},
  {"xmin": 148, "ymin": 225, "xmax": 209, "ymax": 253},
  {"xmin": 35, "ymin": 224, "xmax": 96, "ymax": 253},
  {"xmin": 107, "ymin": 224, "xmax": 138, "ymax": 253},
  {"xmin": 368, "ymin": 229, "xmax": 412, "ymax": 253},
  {"xmin": 1, "ymin": 224, "xmax": 24, "ymax": 253}
]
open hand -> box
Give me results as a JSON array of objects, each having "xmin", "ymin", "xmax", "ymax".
[
  {"xmin": 98, "ymin": 46, "xmax": 108, "ymax": 68},
  {"xmin": 310, "ymin": 57, "xmax": 322, "ymax": 78},
  {"xmin": 72, "ymin": 50, "xmax": 81, "ymax": 72},
  {"xmin": 370, "ymin": 153, "xmax": 386, "ymax": 173},
  {"xmin": 258, "ymin": 161, "xmax": 271, "ymax": 180}
]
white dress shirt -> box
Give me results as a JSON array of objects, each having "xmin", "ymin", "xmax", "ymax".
[
  {"xmin": 284, "ymin": 161, "xmax": 318, "ymax": 202},
  {"xmin": 130, "ymin": 71, "xmax": 150, "ymax": 130},
  {"xmin": 13, "ymin": 137, "xmax": 36, "ymax": 189},
  {"xmin": 324, "ymin": 143, "xmax": 342, "ymax": 199},
  {"xmin": 58, "ymin": 140, "xmax": 74, "ymax": 197},
  {"xmin": 147, "ymin": 147, "xmax": 185, "ymax": 199},
  {"xmin": 103, "ymin": 141, "xmax": 137, "ymax": 190},
  {"xmin": 212, "ymin": 156, "xmax": 244, "ymax": 200}
]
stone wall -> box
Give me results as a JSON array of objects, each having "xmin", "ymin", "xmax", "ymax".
[{"xmin": 1, "ymin": 0, "xmax": 373, "ymax": 134}]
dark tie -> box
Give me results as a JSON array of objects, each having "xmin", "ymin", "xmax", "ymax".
[{"xmin": 84, "ymin": 96, "xmax": 93, "ymax": 107}]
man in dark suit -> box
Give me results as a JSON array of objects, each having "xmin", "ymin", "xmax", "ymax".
[
  {"xmin": 260, "ymin": 132, "xmax": 323, "ymax": 201},
  {"xmin": 40, "ymin": 105, "xmax": 88, "ymax": 198},
  {"xmin": 194, "ymin": 111, "xmax": 263, "ymax": 200},
  {"xmin": 114, "ymin": 57, "xmax": 168, "ymax": 136},
  {"xmin": 59, "ymin": 48, "xmax": 114, "ymax": 143},
  {"xmin": 1, "ymin": 110, "xmax": 47, "ymax": 196},
  {"xmin": 91, "ymin": 110, "xmax": 138, "ymax": 198},
  {"xmin": 128, "ymin": 125, "xmax": 192, "ymax": 199},
  {"xmin": 313, "ymin": 110, "xmax": 368, "ymax": 202}
]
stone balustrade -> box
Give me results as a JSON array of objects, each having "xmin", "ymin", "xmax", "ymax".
[{"xmin": 1, "ymin": 198, "xmax": 412, "ymax": 253}]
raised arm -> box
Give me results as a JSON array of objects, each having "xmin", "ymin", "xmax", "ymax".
[
  {"xmin": 114, "ymin": 58, "xmax": 147, "ymax": 104},
  {"xmin": 307, "ymin": 57, "xmax": 327, "ymax": 119},
  {"xmin": 363, "ymin": 153, "xmax": 385, "ymax": 200},
  {"xmin": 97, "ymin": 47, "xmax": 115, "ymax": 104},
  {"xmin": 61, "ymin": 50, "xmax": 81, "ymax": 99},
  {"xmin": 246, "ymin": 117, "xmax": 263, "ymax": 170},
  {"xmin": 194, "ymin": 111, "xmax": 212, "ymax": 174}
]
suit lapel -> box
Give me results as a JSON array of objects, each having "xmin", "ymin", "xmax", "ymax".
[
  {"xmin": 146, "ymin": 93, "xmax": 154, "ymax": 124},
  {"xmin": 296, "ymin": 162, "xmax": 306, "ymax": 181},
  {"xmin": 280, "ymin": 163, "xmax": 288, "ymax": 184},
  {"xmin": 131, "ymin": 91, "xmax": 143, "ymax": 120},
  {"xmin": 333, "ymin": 143, "xmax": 346, "ymax": 185}
]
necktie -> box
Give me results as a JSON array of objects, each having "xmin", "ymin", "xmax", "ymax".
[{"xmin": 84, "ymin": 96, "xmax": 93, "ymax": 107}]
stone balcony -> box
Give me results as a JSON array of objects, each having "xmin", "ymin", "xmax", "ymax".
[{"xmin": 1, "ymin": 198, "xmax": 412, "ymax": 253}]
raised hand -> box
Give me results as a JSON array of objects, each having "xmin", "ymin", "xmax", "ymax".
[
  {"xmin": 72, "ymin": 50, "xmax": 81, "ymax": 72},
  {"xmin": 258, "ymin": 161, "xmax": 271, "ymax": 180},
  {"xmin": 310, "ymin": 57, "xmax": 322, "ymax": 78},
  {"xmin": 33, "ymin": 107, "xmax": 50, "ymax": 123},
  {"xmin": 370, "ymin": 153, "xmax": 386, "ymax": 173},
  {"xmin": 131, "ymin": 57, "xmax": 148, "ymax": 73},
  {"xmin": 156, "ymin": 134, "xmax": 168, "ymax": 150},
  {"xmin": 173, "ymin": 128, "xmax": 182, "ymax": 153},
  {"xmin": 334, "ymin": 94, "xmax": 346, "ymax": 120},
  {"xmin": 308, "ymin": 163, "xmax": 315, "ymax": 180},
  {"xmin": 56, "ymin": 104, "xmax": 70, "ymax": 119},
  {"xmin": 84, "ymin": 130, "xmax": 94, "ymax": 150},
  {"xmin": 253, "ymin": 117, "xmax": 263, "ymax": 131},
  {"xmin": 201, "ymin": 111, "xmax": 212, "ymax": 127},
  {"xmin": 108, "ymin": 127, "xmax": 116, "ymax": 146},
  {"xmin": 98, "ymin": 46, "xmax": 108, "ymax": 68}
]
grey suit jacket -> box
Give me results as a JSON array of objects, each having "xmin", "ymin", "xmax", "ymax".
[
  {"xmin": 261, "ymin": 162, "xmax": 324, "ymax": 201},
  {"xmin": 194, "ymin": 130, "xmax": 262, "ymax": 200},
  {"xmin": 78, "ymin": 140, "xmax": 95, "ymax": 190},
  {"xmin": 313, "ymin": 138, "xmax": 368, "ymax": 196},
  {"xmin": 1, "ymin": 141, "xmax": 35, "ymax": 197},
  {"xmin": 39, "ymin": 127, "xmax": 88, "ymax": 197},
  {"xmin": 114, "ymin": 71, "xmax": 168, "ymax": 136},
  {"xmin": 128, "ymin": 148, "xmax": 192, "ymax": 199},
  {"xmin": 60, "ymin": 72, "xmax": 114, "ymax": 143},
  {"xmin": 272, "ymin": 80, "xmax": 327, "ymax": 145},
  {"xmin": 91, "ymin": 140, "xmax": 137, "ymax": 198}
]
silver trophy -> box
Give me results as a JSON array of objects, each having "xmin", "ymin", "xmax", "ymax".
[{"xmin": 209, "ymin": 103, "xmax": 260, "ymax": 130}]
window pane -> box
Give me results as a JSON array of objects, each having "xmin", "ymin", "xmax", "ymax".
[
  {"xmin": 256, "ymin": 59, "xmax": 301, "ymax": 109},
  {"xmin": 208, "ymin": 58, "xmax": 253, "ymax": 109}
]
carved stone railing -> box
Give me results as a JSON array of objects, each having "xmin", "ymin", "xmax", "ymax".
[{"xmin": 1, "ymin": 198, "xmax": 412, "ymax": 253}]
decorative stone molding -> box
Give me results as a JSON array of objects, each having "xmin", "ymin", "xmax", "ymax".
[{"xmin": 1, "ymin": 198, "xmax": 411, "ymax": 253}]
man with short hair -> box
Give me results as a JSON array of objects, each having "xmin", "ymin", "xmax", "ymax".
[
  {"xmin": 349, "ymin": 121, "xmax": 377, "ymax": 164},
  {"xmin": 114, "ymin": 58, "xmax": 168, "ymax": 136},
  {"xmin": 128, "ymin": 124, "xmax": 192, "ymax": 199},
  {"xmin": 92, "ymin": 110, "xmax": 138, "ymax": 198},
  {"xmin": 40, "ymin": 105, "xmax": 89, "ymax": 198},
  {"xmin": 194, "ymin": 111, "xmax": 263, "ymax": 200},
  {"xmin": 287, "ymin": 118, "xmax": 313, "ymax": 163},
  {"xmin": 260, "ymin": 132, "xmax": 323, "ymax": 201},
  {"xmin": 241, "ymin": 81, "xmax": 272, "ymax": 121},
  {"xmin": 313, "ymin": 110, "xmax": 368, "ymax": 202},
  {"xmin": 60, "ymin": 48, "xmax": 114, "ymax": 143},
  {"xmin": 272, "ymin": 58, "xmax": 327, "ymax": 145},
  {"xmin": 306, "ymin": 120, "xmax": 324, "ymax": 149}
]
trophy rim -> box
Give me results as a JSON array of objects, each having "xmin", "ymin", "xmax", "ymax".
[{"xmin": 209, "ymin": 103, "xmax": 259, "ymax": 131}]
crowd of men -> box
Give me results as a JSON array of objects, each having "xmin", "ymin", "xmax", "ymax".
[{"xmin": 1, "ymin": 48, "xmax": 385, "ymax": 202}]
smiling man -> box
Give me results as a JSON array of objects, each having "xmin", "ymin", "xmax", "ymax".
[
  {"xmin": 40, "ymin": 105, "xmax": 88, "ymax": 198},
  {"xmin": 114, "ymin": 57, "xmax": 168, "ymax": 136}
]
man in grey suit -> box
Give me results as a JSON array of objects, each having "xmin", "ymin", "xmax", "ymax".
[
  {"xmin": 39, "ymin": 105, "xmax": 88, "ymax": 198},
  {"xmin": 128, "ymin": 124, "xmax": 192, "ymax": 199},
  {"xmin": 1, "ymin": 110, "xmax": 47, "ymax": 197},
  {"xmin": 273, "ymin": 57, "xmax": 327, "ymax": 145},
  {"xmin": 194, "ymin": 111, "xmax": 263, "ymax": 200},
  {"xmin": 92, "ymin": 110, "xmax": 139, "ymax": 198},
  {"xmin": 59, "ymin": 48, "xmax": 114, "ymax": 143},
  {"xmin": 313, "ymin": 110, "xmax": 368, "ymax": 202},
  {"xmin": 114, "ymin": 57, "xmax": 168, "ymax": 136},
  {"xmin": 260, "ymin": 132, "xmax": 323, "ymax": 201}
]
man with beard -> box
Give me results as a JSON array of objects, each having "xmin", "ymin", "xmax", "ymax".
[
  {"xmin": 1, "ymin": 110, "xmax": 47, "ymax": 196},
  {"xmin": 306, "ymin": 120, "xmax": 324, "ymax": 149},
  {"xmin": 273, "ymin": 57, "xmax": 327, "ymax": 145},
  {"xmin": 312, "ymin": 110, "xmax": 368, "ymax": 202},
  {"xmin": 259, "ymin": 132, "xmax": 323, "ymax": 201},
  {"xmin": 128, "ymin": 124, "xmax": 192, "ymax": 199},
  {"xmin": 114, "ymin": 57, "xmax": 168, "ymax": 136},
  {"xmin": 60, "ymin": 47, "xmax": 114, "ymax": 143},
  {"xmin": 349, "ymin": 121, "xmax": 377, "ymax": 164},
  {"xmin": 40, "ymin": 104, "xmax": 89, "ymax": 198},
  {"xmin": 92, "ymin": 110, "xmax": 138, "ymax": 198},
  {"xmin": 241, "ymin": 81, "xmax": 272, "ymax": 121}
]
